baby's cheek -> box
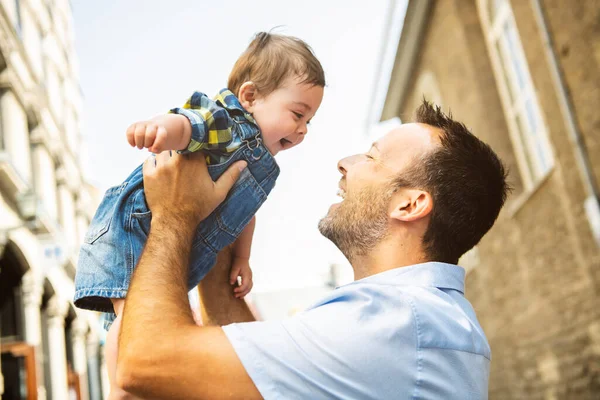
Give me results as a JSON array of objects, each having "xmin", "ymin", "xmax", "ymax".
[
  {"xmin": 260, "ymin": 127, "xmax": 278, "ymax": 143},
  {"xmin": 262, "ymin": 139, "xmax": 279, "ymax": 156}
]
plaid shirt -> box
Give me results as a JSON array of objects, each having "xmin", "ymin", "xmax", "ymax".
[{"xmin": 169, "ymin": 89, "xmax": 259, "ymax": 164}]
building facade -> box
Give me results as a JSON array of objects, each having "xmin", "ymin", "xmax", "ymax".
[
  {"xmin": 379, "ymin": 0, "xmax": 599, "ymax": 398},
  {"xmin": 0, "ymin": 0, "xmax": 106, "ymax": 399}
]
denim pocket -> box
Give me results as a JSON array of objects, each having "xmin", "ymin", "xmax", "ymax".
[
  {"xmin": 84, "ymin": 184, "xmax": 126, "ymax": 244},
  {"xmin": 131, "ymin": 211, "xmax": 152, "ymax": 238},
  {"xmin": 215, "ymin": 167, "xmax": 266, "ymax": 237}
]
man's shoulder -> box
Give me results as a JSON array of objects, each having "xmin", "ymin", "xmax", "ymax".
[
  {"xmin": 393, "ymin": 285, "xmax": 491, "ymax": 360},
  {"xmin": 223, "ymin": 281, "xmax": 490, "ymax": 399},
  {"xmin": 307, "ymin": 281, "xmax": 490, "ymax": 359}
]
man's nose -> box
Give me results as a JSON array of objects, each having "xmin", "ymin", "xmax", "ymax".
[{"xmin": 337, "ymin": 154, "xmax": 359, "ymax": 175}]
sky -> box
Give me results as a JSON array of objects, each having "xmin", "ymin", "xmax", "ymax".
[{"xmin": 72, "ymin": 0, "xmax": 405, "ymax": 292}]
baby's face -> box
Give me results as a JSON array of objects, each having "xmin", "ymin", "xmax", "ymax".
[{"xmin": 248, "ymin": 77, "xmax": 324, "ymax": 156}]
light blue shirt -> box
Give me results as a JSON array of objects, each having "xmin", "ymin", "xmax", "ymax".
[{"xmin": 223, "ymin": 262, "xmax": 490, "ymax": 399}]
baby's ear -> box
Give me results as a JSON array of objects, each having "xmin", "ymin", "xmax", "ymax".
[{"xmin": 238, "ymin": 82, "xmax": 257, "ymax": 111}]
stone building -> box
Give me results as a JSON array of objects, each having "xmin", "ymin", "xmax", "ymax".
[
  {"xmin": 0, "ymin": 0, "xmax": 106, "ymax": 399},
  {"xmin": 377, "ymin": 0, "xmax": 600, "ymax": 398}
]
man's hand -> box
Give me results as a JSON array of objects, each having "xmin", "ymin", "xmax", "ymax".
[
  {"xmin": 119, "ymin": 151, "xmax": 261, "ymax": 399},
  {"xmin": 142, "ymin": 151, "xmax": 247, "ymax": 230}
]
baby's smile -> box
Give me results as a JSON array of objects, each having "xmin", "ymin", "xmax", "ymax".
[{"xmin": 280, "ymin": 137, "xmax": 293, "ymax": 147}]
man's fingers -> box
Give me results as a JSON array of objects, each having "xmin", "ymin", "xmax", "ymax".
[
  {"xmin": 214, "ymin": 161, "xmax": 247, "ymax": 199},
  {"xmin": 142, "ymin": 154, "xmax": 156, "ymax": 179},
  {"xmin": 155, "ymin": 150, "xmax": 177, "ymax": 168}
]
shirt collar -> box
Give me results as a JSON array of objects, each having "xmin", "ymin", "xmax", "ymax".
[
  {"xmin": 214, "ymin": 89, "xmax": 258, "ymax": 125},
  {"xmin": 350, "ymin": 262, "xmax": 466, "ymax": 294}
]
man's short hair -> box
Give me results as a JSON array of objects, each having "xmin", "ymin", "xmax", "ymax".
[
  {"xmin": 228, "ymin": 32, "xmax": 326, "ymax": 97},
  {"xmin": 397, "ymin": 100, "xmax": 510, "ymax": 264}
]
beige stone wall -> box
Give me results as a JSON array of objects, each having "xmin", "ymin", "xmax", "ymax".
[
  {"xmin": 535, "ymin": 0, "xmax": 600, "ymax": 192},
  {"xmin": 398, "ymin": 0, "xmax": 600, "ymax": 398}
]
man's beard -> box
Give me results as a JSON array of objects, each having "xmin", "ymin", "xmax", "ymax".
[{"xmin": 318, "ymin": 185, "xmax": 392, "ymax": 263}]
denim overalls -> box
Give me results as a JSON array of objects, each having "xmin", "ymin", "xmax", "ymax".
[{"xmin": 74, "ymin": 92, "xmax": 279, "ymax": 329}]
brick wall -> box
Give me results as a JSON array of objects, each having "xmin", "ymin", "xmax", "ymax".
[{"xmin": 398, "ymin": 0, "xmax": 600, "ymax": 398}]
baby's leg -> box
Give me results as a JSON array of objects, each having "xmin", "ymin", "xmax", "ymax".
[{"xmin": 106, "ymin": 299, "xmax": 144, "ymax": 400}]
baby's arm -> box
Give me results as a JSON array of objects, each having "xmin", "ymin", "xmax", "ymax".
[
  {"xmin": 230, "ymin": 216, "xmax": 256, "ymax": 298},
  {"xmin": 126, "ymin": 114, "xmax": 192, "ymax": 154}
]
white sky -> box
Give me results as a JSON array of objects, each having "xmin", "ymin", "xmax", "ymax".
[{"xmin": 72, "ymin": 0, "xmax": 398, "ymax": 292}]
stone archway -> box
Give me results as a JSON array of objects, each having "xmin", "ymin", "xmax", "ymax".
[
  {"xmin": 0, "ymin": 241, "xmax": 37, "ymax": 400},
  {"xmin": 0, "ymin": 242, "xmax": 27, "ymax": 340}
]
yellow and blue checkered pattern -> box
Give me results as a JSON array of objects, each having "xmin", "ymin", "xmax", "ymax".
[{"xmin": 169, "ymin": 89, "xmax": 258, "ymax": 164}]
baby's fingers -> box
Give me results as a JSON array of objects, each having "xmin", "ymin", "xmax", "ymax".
[
  {"xmin": 230, "ymin": 266, "xmax": 241, "ymax": 286},
  {"xmin": 149, "ymin": 126, "xmax": 168, "ymax": 153},
  {"xmin": 134, "ymin": 124, "xmax": 147, "ymax": 149},
  {"xmin": 143, "ymin": 124, "xmax": 158, "ymax": 149},
  {"xmin": 234, "ymin": 282, "xmax": 252, "ymax": 298},
  {"xmin": 126, "ymin": 124, "xmax": 137, "ymax": 147},
  {"xmin": 234, "ymin": 271, "xmax": 253, "ymax": 298}
]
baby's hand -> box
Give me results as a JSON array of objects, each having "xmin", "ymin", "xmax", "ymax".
[
  {"xmin": 126, "ymin": 121, "xmax": 169, "ymax": 154},
  {"xmin": 230, "ymin": 257, "xmax": 253, "ymax": 299}
]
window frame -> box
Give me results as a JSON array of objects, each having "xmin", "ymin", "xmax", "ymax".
[{"xmin": 477, "ymin": 0, "xmax": 554, "ymax": 191}]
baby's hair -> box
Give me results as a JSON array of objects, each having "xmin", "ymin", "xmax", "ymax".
[{"xmin": 228, "ymin": 32, "xmax": 325, "ymax": 97}]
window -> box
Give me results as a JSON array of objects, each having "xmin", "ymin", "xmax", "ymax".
[
  {"xmin": 22, "ymin": 10, "xmax": 45, "ymax": 80},
  {"xmin": 14, "ymin": 0, "xmax": 22, "ymax": 38},
  {"xmin": 0, "ymin": 101, "xmax": 4, "ymax": 150},
  {"xmin": 478, "ymin": 0, "xmax": 554, "ymax": 190}
]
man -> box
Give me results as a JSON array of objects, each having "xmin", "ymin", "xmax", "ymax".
[{"xmin": 115, "ymin": 101, "xmax": 509, "ymax": 399}]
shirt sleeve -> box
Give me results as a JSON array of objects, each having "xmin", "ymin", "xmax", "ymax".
[
  {"xmin": 169, "ymin": 91, "xmax": 234, "ymax": 153},
  {"xmin": 222, "ymin": 290, "xmax": 418, "ymax": 400}
]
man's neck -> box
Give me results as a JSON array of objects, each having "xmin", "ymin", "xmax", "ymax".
[{"xmin": 350, "ymin": 236, "xmax": 428, "ymax": 281}]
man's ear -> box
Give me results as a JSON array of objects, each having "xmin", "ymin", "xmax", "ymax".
[
  {"xmin": 238, "ymin": 82, "xmax": 257, "ymax": 112},
  {"xmin": 390, "ymin": 189, "xmax": 433, "ymax": 222}
]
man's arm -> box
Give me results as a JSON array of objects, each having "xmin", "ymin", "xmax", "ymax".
[
  {"xmin": 116, "ymin": 152, "xmax": 262, "ymax": 400},
  {"xmin": 198, "ymin": 245, "xmax": 257, "ymax": 326}
]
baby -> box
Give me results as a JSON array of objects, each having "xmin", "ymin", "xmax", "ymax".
[{"xmin": 73, "ymin": 31, "xmax": 324, "ymax": 397}]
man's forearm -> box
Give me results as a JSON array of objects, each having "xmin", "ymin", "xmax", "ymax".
[
  {"xmin": 117, "ymin": 216, "xmax": 199, "ymax": 390},
  {"xmin": 123, "ymin": 215, "xmax": 195, "ymax": 325},
  {"xmin": 199, "ymin": 245, "xmax": 257, "ymax": 326},
  {"xmin": 117, "ymin": 152, "xmax": 261, "ymax": 399}
]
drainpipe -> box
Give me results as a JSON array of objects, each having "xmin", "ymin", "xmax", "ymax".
[{"xmin": 530, "ymin": 0, "xmax": 600, "ymax": 246}]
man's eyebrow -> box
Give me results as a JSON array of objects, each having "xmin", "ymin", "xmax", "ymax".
[{"xmin": 292, "ymin": 101, "xmax": 311, "ymax": 112}]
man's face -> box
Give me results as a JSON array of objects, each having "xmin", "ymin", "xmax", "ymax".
[{"xmin": 318, "ymin": 124, "xmax": 440, "ymax": 261}]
